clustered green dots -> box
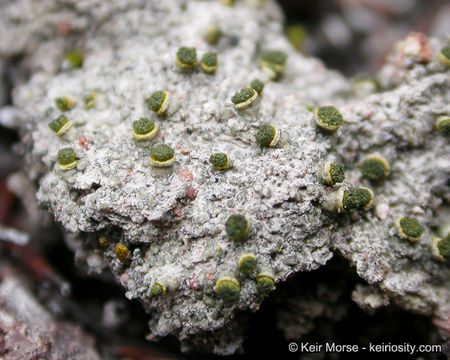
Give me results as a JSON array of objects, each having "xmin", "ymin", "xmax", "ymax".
[
  {"xmin": 176, "ymin": 47, "xmax": 198, "ymax": 70},
  {"xmin": 209, "ymin": 153, "xmax": 231, "ymax": 170},
  {"xmin": 132, "ymin": 117, "xmax": 157, "ymax": 141},
  {"xmin": 259, "ymin": 50, "xmax": 287, "ymax": 79},
  {"xmin": 57, "ymin": 147, "xmax": 77, "ymax": 170},
  {"xmin": 55, "ymin": 96, "xmax": 73, "ymax": 111},
  {"xmin": 361, "ymin": 154, "xmax": 389, "ymax": 181},
  {"xmin": 48, "ymin": 115, "xmax": 73, "ymax": 136},
  {"xmin": 225, "ymin": 214, "xmax": 250, "ymax": 241},
  {"xmin": 151, "ymin": 281, "xmax": 167, "ymax": 296},
  {"xmin": 437, "ymin": 47, "xmax": 450, "ymax": 66},
  {"xmin": 200, "ymin": 52, "xmax": 218, "ymax": 74},
  {"xmin": 321, "ymin": 161, "xmax": 345, "ymax": 185},
  {"xmin": 314, "ymin": 106, "xmax": 344, "ymax": 132},
  {"xmin": 249, "ymin": 79, "xmax": 264, "ymax": 95},
  {"xmin": 231, "ymin": 87, "xmax": 258, "ymax": 109},
  {"xmin": 255, "ymin": 124, "xmax": 280, "ymax": 147},
  {"xmin": 435, "ymin": 116, "xmax": 450, "ymax": 137},
  {"xmin": 343, "ymin": 187, "xmax": 374, "ymax": 210},
  {"xmin": 204, "ymin": 25, "xmax": 223, "ymax": 45},
  {"xmin": 215, "ymin": 277, "xmax": 240, "ymax": 304},
  {"xmin": 62, "ymin": 50, "xmax": 83, "ymax": 70},
  {"xmin": 146, "ymin": 90, "xmax": 170, "ymax": 115},
  {"xmin": 256, "ymin": 273, "xmax": 275, "ymax": 298},
  {"xmin": 395, "ymin": 216, "xmax": 424, "ymax": 242},
  {"xmin": 115, "ymin": 243, "xmax": 129, "ymax": 261},
  {"xmin": 149, "ymin": 144, "xmax": 175, "ymax": 167},
  {"xmin": 237, "ymin": 254, "xmax": 256, "ymax": 275}
]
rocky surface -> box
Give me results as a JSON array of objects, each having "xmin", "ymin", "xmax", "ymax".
[{"xmin": 0, "ymin": 0, "xmax": 448, "ymax": 355}]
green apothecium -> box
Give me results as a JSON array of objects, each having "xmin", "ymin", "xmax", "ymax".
[
  {"xmin": 435, "ymin": 116, "xmax": 450, "ymax": 137},
  {"xmin": 437, "ymin": 47, "xmax": 450, "ymax": 66},
  {"xmin": 225, "ymin": 214, "xmax": 250, "ymax": 241},
  {"xmin": 249, "ymin": 79, "xmax": 264, "ymax": 95},
  {"xmin": 132, "ymin": 117, "xmax": 157, "ymax": 141},
  {"xmin": 255, "ymin": 124, "xmax": 280, "ymax": 147},
  {"xmin": 151, "ymin": 281, "xmax": 167, "ymax": 296},
  {"xmin": 238, "ymin": 254, "xmax": 256, "ymax": 275},
  {"xmin": 209, "ymin": 153, "xmax": 231, "ymax": 170},
  {"xmin": 176, "ymin": 47, "xmax": 198, "ymax": 70},
  {"xmin": 256, "ymin": 272, "xmax": 275, "ymax": 298},
  {"xmin": 215, "ymin": 276, "xmax": 240, "ymax": 304},
  {"xmin": 321, "ymin": 161, "xmax": 345, "ymax": 186},
  {"xmin": 361, "ymin": 153, "xmax": 390, "ymax": 181},
  {"xmin": 48, "ymin": 115, "xmax": 73, "ymax": 136},
  {"xmin": 395, "ymin": 216, "xmax": 424, "ymax": 243},
  {"xmin": 57, "ymin": 147, "xmax": 77, "ymax": 170},
  {"xmin": 343, "ymin": 187, "xmax": 374, "ymax": 210},
  {"xmin": 231, "ymin": 88, "xmax": 258, "ymax": 109},
  {"xmin": 201, "ymin": 52, "xmax": 218, "ymax": 74},
  {"xmin": 149, "ymin": 144, "xmax": 175, "ymax": 167},
  {"xmin": 146, "ymin": 90, "xmax": 170, "ymax": 115},
  {"xmin": 115, "ymin": 243, "xmax": 129, "ymax": 261},
  {"xmin": 55, "ymin": 96, "xmax": 73, "ymax": 111},
  {"xmin": 259, "ymin": 50, "xmax": 287, "ymax": 79},
  {"xmin": 314, "ymin": 106, "xmax": 344, "ymax": 132},
  {"xmin": 204, "ymin": 25, "xmax": 223, "ymax": 45}
]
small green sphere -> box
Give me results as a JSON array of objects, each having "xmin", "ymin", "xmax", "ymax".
[
  {"xmin": 176, "ymin": 47, "xmax": 197, "ymax": 69},
  {"xmin": 256, "ymin": 274, "xmax": 275, "ymax": 298},
  {"xmin": 209, "ymin": 153, "xmax": 231, "ymax": 170},
  {"xmin": 225, "ymin": 214, "xmax": 250, "ymax": 241},
  {"xmin": 437, "ymin": 47, "xmax": 450, "ymax": 66},
  {"xmin": 215, "ymin": 277, "xmax": 240, "ymax": 304},
  {"xmin": 361, "ymin": 155, "xmax": 389, "ymax": 181},
  {"xmin": 55, "ymin": 96, "xmax": 73, "ymax": 111},
  {"xmin": 133, "ymin": 117, "xmax": 157, "ymax": 140},
  {"xmin": 62, "ymin": 50, "xmax": 83, "ymax": 70},
  {"xmin": 314, "ymin": 106, "xmax": 344, "ymax": 132},
  {"xmin": 435, "ymin": 116, "xmax": 450, "ymax": 137},
  {"xmin": 437, "ymin": 237, "xmax": 450, "ymax": 260},
  {"xmin": 146, "ymin": 90, "xmax": 170, "ymax": 115},
  {"xmin": 205, "ymin": 25, "xmax": 223, "ymax": 45},
  {"xmin": 231, "ymin": 88, "xmax": 258, "ymax": 109},
  {"xmin": 343, "ymin": 187, "xmax": 373, "ymax": 210},
  {"xmin": 149, "ymin": 144, "xmax": 175, "ymax": 167},
  {"xmin": 249, "ymin": 79, "xmax": 264, "ymax": 94},
  {"xmin": 255, "ymin": 124, "xmax": 280, "ymax": 147},
  {"xmin": 238, "ymin": 254, "xmax": 257, "ymax": 275},
  {"xmin": 396, "ymin": 216, "xmax": 424, "ymax": 242},
  {"xmin": 48, "ymin": 115, "xmax": 72, "ymax": 136},
  {"xmin": 151, "ymin": 281, "xmax": 166, "ymax": 296},
  {"xmin": 57, "ymin": 147, "xmax": 77, "ymax": 170},
  {"xmin": 200, "ymin": 52, "xmax": 218, "ymax": 74}
]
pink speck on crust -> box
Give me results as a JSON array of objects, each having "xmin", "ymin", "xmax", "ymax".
[
  {"xmin": 178, "ymin": 168, "xmax": 193, "ymax": 182},
  {"xmin": 173, "ymin": 207, "xmax": 182, "ymax": 217},
  {"xmin": 79, "ymin": 136, "xmax": 89, "ymax": 149},
  {"xmin": 185, "ymin": 185, "xmax": 197, "ymax": 200},
  {"xmin": 58, "ymin": 21, "xmax": 72, "ymax": 36}
]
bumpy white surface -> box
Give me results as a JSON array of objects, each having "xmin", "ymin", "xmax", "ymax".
[{"xmin": 1, "ymin": 0, "xmax": 449, "ymax": 354}]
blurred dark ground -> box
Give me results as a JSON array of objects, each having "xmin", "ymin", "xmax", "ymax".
[{"xmin": 0, "ymin": 1, "xmax": 449, "ymax": 359}]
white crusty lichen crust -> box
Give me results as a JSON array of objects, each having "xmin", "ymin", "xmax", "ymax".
[{"xmin": 2, "ymin": 0, "xmax": 449, "ymax": 355}]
